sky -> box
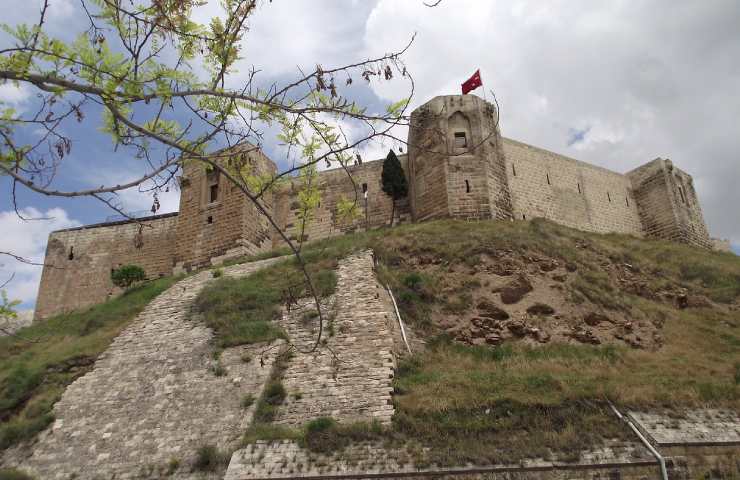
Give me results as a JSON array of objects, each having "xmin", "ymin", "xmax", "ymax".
[{"xmin": 1, "ymin": 0, "xmax": 739, "ymax": 310}]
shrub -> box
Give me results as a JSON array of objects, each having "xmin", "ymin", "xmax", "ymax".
[
  {"xmin": 211, "ymin": 363, "xmax": 227, "ymax": 377},
  {"xmin": 212, "ymin": 268, "xmax": 223, "ymax": 278},
  {"xmin": 193, "ymin": 445, "xmax": 227, "ymax": 472},
  {"xmin": 110, "ymin": 265, "xmax": 146, "ymax": 289},
  {"xmin": 305, "ymin": 416, "xmax": 336, "ymax": 435},
  {"xmin": 263, "ymin": 381, "xmax": 286, "ymax": 405},
  {"xmin": 166, "ymin": 458, "xmax": 180, "ymax": 475},
  {"xmin": 241, "ymin": 394, "xmax": 255, "ymax": 408}
]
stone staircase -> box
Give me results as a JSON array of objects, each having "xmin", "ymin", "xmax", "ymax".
[{"xmin": 15, "ymin": 257, "xmax": 284, "ymax": 480}]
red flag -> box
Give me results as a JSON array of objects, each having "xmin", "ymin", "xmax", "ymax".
[{"xmin": 461, "ymin": 69, "xmax": 482, "ymax": 94}]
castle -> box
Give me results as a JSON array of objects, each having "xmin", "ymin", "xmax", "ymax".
[{"xmin": 34, "ymin": 94, "xmax": 715, "ymax": 320}]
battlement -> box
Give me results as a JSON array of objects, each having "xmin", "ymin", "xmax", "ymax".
[{"xmin": 34, "ymin": 94, "xmax": 715, "ymax": 320}]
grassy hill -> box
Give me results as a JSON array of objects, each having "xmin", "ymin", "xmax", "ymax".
[
  {"xmin": 203, "ymin": 218, "xmax": 739, "ymax": 464},
  {"xmin": 2, "ymin": 218, "xmax": 738, "ymax": 464}
]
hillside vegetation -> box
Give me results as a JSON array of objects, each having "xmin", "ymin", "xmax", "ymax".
[
  {"xmin": 2, "ymin": 218, "xmax": 738, "ymax": 464},
  {"xmin": 211, "ymin": 218, "xmax": 739, "ymax": 464}
]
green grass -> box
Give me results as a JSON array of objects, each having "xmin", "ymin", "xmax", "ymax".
[
  {"xmin": 0, "ymin": 276, "xmax": 179, "ymax": 451},
  {"xmin": 0, "ymin": 468, "xmax": 35, "ymax": 480},
  {"xmin": 301, "ymin": 417, "xmax": 384, "ymax": 453},
  {"xmin": 389, "ymin": 326, "xmax": 738, "ymax": 465},
  {"xmin": 230, "ymin": 218, "xmax": 739, "ymax": 465},
  {"xmin": 194, "ymin": 253, "xmax": 339, "ymax": 348}
]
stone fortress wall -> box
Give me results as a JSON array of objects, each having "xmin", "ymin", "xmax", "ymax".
[
  {"xmin": 34, "ymin": 94, "xmax": 717, "ymax": 320},
  {"xmin": 34, "ymin": 213, "xmax": 178, "ymax": 320},
  {"xmin": 503, "ymin": 138, "xmax": 645, "ymax": 234}
]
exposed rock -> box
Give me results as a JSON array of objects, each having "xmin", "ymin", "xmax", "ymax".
[
  {"xmin": 552, "ymin": 274, "xmax": 567, "ymax": 282},
  {"xmin": 569, "ymin": 327, "xmax": 601, "ymax": 345},
  {"xmin": 507, "ymin": 321, "xmax": 528, "ymax": 337},
  {"xmin": 476, "ymin": 300, "xmax": 510, "ymax": 320},
  {"xmin": 485, "ymin": 334, "xmax": 503, "ymax": 345},
  {"xmin": 539, "ymin": 260, "xmax": 558, "ymax": 272},
  {"xmin": 584, "ymin": 312, "xmax": 610, "ymax": 326},
  {"xmin": 490, "ymin": 262, "xmax": 517, "ymax": 276},
  {"xmin": 471, "ymin": 316, "xmax": 503, "ymax": 331},
  {"xmin": 677, "ymin": 294, "xmax": 712, "ymax": 309},
  {"xmin": 533, "ymin": 328, "xmax": 551, "ymax": 343},
  {"xmin": 527, "ymin": 303, "xmax": 555, "ymax": 316},
  {"xmin": 565, "ymin": 262, "xmax": 578, "ymax": 272},
  {"xmin": 500, "ymin": 274, "xmax": 533, "ymax": 304}
]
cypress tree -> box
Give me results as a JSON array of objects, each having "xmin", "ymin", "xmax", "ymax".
[{"xmin": 381, "ymin": 149, "xmax": 408, "ymax": 226}]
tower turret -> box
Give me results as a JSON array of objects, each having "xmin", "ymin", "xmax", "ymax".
[{"xmin": 407, "ymin": 95, "xmax": 512, "ymax": 221}]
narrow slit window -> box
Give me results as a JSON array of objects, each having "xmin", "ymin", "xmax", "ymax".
[
  {"xmin": 206, "ymin": 169, "xmax": 220, "ymax": 204},
  {"xmin": 607, "ymin": 191, "xmax": 611, "ymax": 202},
  {"xmin": 678, "ymin": 186, "xmax": 686, "ymax": 204},
  {"xmin": 362, "ymin": 183, "xmax": 368, "ymax": 193},
  {"xmin": 454, "ymin": 132, "xmax": 467, "ymax": 148},
  {"xmin": 522, "ymin": 214, "xmax": 526, "ymax": 220},
  {"xmin": 512, "ymin": 164, "xmax": 517, "ymax": 177},
  {"xmin": 577, "ymin": 182, "xmax": 582, "ymax": 194},
  {"xmin": 465, "ymin": 179, "xmax": 470, "ymax": 193},
  {"xmin": 207, "ymin": 216, "xmax": 213, "ymax": 224},
  {"xmin": 68, "ymin": 246, "xmax": 74, "ymax": 260},
  {"xmin": 546, "ymin": 173, "xmax": 551, "ymax": 185},
  {"xmin": 625, "ymin": 193, "xmax": 630, "ymax": 207}
]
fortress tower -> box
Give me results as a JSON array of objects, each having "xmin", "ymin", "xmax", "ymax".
[
  {"xmin": 408, "ymin": 95, "xmax": 513, "ymax": 221},
  {"xmin": 173, "ymin": 144, "xmax": 277, "ymax": 272},
  {"xmin": 627, "ymin": 158, "xmax": 711, "ymax": 249}
]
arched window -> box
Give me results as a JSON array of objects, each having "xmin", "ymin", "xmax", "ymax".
[{"xmin": 448, "ymin": 111, "xmax": 472, "ymax": 154}]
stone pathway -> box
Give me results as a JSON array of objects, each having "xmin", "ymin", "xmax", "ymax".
[{"xmin": 14, "ymin": 257, "xmax": 284, "ymax": 480}]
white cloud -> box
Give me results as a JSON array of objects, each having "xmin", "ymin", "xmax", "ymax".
[
  {"xmin": 191, "ymin": 0, "xmax": 378, "ymax": 86},
  {"xmin": 0, "ymin": 207, "xmax": 81, "ymax": 308},
  {"xmin": 0, "ymin": 83, "xmax": 31, "ymax": 105},
  {"xmin": 362, "ymin": 0, "xmax": 740, "ymax": 244},
  {"xmin": 80, "ymin": 166, "xmax": 181, "ymax": 217}
]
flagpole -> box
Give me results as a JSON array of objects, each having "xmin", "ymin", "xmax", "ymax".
[{"xmin": 482, "ymin": 70, "xmax": 487, "ymax": 101}]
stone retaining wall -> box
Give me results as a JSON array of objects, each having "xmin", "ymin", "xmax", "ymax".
[
  {"xmin": 11, "ymin": 257, "xmax": 284, "ymax": 479},
  {"xmin": 225, "ymin": 440, "xmax": 658, "ymax": 480},
  {"xmin": 628, "ymin": 409, "xmax": 740, "ymax": 479},
  {"xmin": 273, "ymin": 250, "xmax": 397, "ymax": 427}
]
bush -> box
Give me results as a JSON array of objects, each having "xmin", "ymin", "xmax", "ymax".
[
  {"xmin": 166, "ymin": 458, "xmax": 180, "ymax": 475},
  {"xmin": 193, "ymin": 445, "xmax": 228, "ymax": 472},
  {"xmin": 212, "ymin": 268, "xmax": 223, "ymax": 278},
  {"xmin": 305, "ymin": 416, "xmax": 336, "ymax": 435},
  {"xmin": 263, "ymin": 381, "xmax": 286, "ymax": 405},
  {"xmin": 241, "ymin": 394, "xmax": 255, "ymax": 408},
  {"xmin": 110, "ymin": 265, "xmax": 146, "ymax": 289}
]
